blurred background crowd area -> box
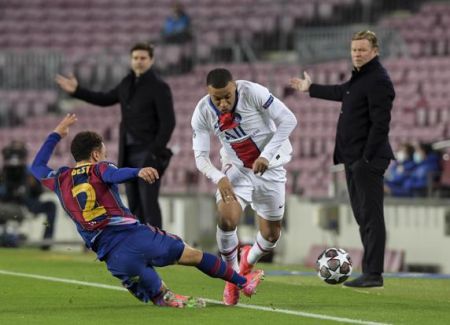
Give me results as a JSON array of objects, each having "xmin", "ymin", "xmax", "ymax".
[{"xmin": 1, "ymin": 0, "xmax": 450, "ymax": 199}]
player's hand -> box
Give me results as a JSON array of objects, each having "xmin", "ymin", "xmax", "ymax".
[
  {"xmin": 289, "ymin": 72, "xmax": 312, "ymax": 92},
  {"xmin": 55, "ymin": 74, "xmax": 78, "ymax": 94},
  {"xmin": 252, "ymin": 157, "xmax": 269, "ymax": 176},
  {"xmin": 218, "ymin": 177, "xmax": 237, "ymax": 203},
  {"xmin": 138, "ymin": 167, "xmax": 159, "ymax": 184},
  {"xmin": 54, "ymin": 113, "xmax": 77, "ymax": 138}
]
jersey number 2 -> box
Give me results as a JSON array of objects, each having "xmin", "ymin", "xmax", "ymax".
[{"xmin": 71, "ymin": 183, "xmax": 107, "ymax": 221}]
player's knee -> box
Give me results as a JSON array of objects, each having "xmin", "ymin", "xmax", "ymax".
[
  {"xmin": 121, "ymin": 276, "xmax": 150, "ymax": 303},
  {"xmin": 217, "ymin": 217, "xmax": 238, "ymax": 230},
  {"xmin": 265, "ymin": 233, "xmax": 280, "ymax": 243},
  {"xmin": 217, "ymin": 202, "xmax": 241, "ymax": 229},
  {"xmin": 260, "ymin": 228, "xmax": 281, "ymax": 243},
  {"xmin": 179, "ymin": 245, "xmax": 203, "ymax": 265}
]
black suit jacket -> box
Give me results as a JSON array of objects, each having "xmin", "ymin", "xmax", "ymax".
[
  {"xmin": 309, "ymin": 56, "xmax": 395, "ymax": 165},
  {"xmin": 73, "ymin": 68, "xmax": 175, "ymax": 168}
]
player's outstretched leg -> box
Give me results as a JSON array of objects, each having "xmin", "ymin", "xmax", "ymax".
[
  {"xmin": 241, "ymin": 269, "xmax": 264, "ymax": 297},
  {"xmin": 152, "ymin": 286, "xmax": 206, "ymax": 308},
  {"xmin": 179, "ymin": 246, "xmax": 265, "ymax": 305},
  {"xmin": 194, "ymin": 252, "xmax": 264, "ymax": 303},
  {"xmin": 223, "ymin": 281, "xmax": 240, "ymax": 305},
  {"xmin": 119, "ymin": 268, "xmax": 205, "ymax": 308},
  {"xmin": 217, "ymin": 227, "xmax": 241, "ymax": 305},
  {"xmin": 239, "ymin": 245, "xmax": 254, "ymax": 275},
  {"xmin": 240, "ymin": 230, "xmax": 279, "ymax": 276}
]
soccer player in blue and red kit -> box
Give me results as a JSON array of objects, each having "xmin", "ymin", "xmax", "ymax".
[{"xmin": 30, "ymin": 113, "xmax": 263, "ymax": 308}]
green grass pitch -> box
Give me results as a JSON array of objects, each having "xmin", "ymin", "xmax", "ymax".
[{"xmin": 0, "ymin": 248, "xmax": 449, "ymax": 325}]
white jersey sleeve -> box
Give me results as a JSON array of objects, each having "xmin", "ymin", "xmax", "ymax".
[
  {"xmin": 245, "ymin": 82, "xmax": 298, "ymax": 163},
  {"xmin": 193, "ymin": 150, "xmax": 225, "ymax": 184},
  {"xmin": 191, "ymin": 100, "xmax": 226, "ymax": 184},
  {"xmin": 259, "ymin": 97, "xmax": 297, "ymax": 162},
  {"xmin": 191, "ymin": 101, "xmax": 210, "ymax": 152}
]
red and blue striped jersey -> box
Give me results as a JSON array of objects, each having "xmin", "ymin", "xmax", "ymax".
[{"xmin": 31, "ymin": 133, "xmax": 139, "ymax": 255}]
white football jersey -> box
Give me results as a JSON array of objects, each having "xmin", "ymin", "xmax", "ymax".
[{"xmin": 192, "ymin": 80, "xmax": 296, "ymax": 172}]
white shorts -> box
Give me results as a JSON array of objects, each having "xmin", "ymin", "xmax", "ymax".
[{"xmin": 215, "ymin": 164, "xmax": 287, "ymax": 221}]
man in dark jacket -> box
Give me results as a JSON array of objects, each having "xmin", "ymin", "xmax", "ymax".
[
  {"xmin": 56, "ymin": 42, "xmax": 175, "ymax": 228},
  {"xmin": 290, "ymin": 30, "xmax": 395, "ymax": 287}
]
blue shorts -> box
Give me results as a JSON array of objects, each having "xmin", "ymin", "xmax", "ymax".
[{"xmin": 105, "ymin": 224, "xmax": 185, "ymax": 277}]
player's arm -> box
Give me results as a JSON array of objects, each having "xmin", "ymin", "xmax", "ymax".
[
  {"xmin": 99, "ymin": 163, "xmax": 159, "ymax": 184},
  {"xmin": 192, "ymin": 118, "xmax": 225, "ymax": 183},
  {"xmin": 30, "ymin": 133, "xmax": 60, "ymax": 180},
  {"xmin": 191, "ymin": 106, "xmax": 226, "ymax": 184},
  {"xmin": 194, "ymin": 150, "xmax": 225, "ymax": 184},
  {"xmin": 195, "ymin": 151, "xmax": 236, "ymax": 203},
  {"xmin": 250, "ymin": 84, "xmax": 297, "ymax": 163},
  {"xmin": 31, "ymin": 114, "xmax": 78, "ymax": 189},
  {"xmin": 260, "ymin": 97, "xmax": 297, "ymax": 163}
]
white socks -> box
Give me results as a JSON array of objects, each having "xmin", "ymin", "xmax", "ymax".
[
  {"xmin": 216, "ymin": 226, "xmax": 239, "ymax": 272},
  {"xmin": 217, "ymin": 227, "xmax": 281, "ymax": 270},
  {"xmin": 247, "ymin": 231, "xmax": 279, "ymax": 265}
]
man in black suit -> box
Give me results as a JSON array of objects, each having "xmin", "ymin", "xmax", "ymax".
[
  {"xmin": 290, "ymin": 30, "xmax": 395, "ymax": 287},
  {"xmin": 56, "ymin": 43, "xmax": 175, "ymax": 228}
]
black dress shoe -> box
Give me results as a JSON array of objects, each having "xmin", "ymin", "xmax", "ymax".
[
  {"xmin": 343, "ymin": 274, "xmax": 383, "ymax": 288},
  {"xmin": 40, "ymin": 245, "xmax": 51, "ymax": 251}
]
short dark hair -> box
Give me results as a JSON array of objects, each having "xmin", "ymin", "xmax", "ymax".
[
  {"xmin": 130, "ymin": 42, "xmax": 154, "ymax": 58},
  {"xmin": 400, "ymin": 143, "xmax": 415, "ymax": 159},
  {"xmin": 206, "ymin": 68, "xmax": 233, "ymax": 88},
  {"xmin": 70, "ymin": 131, "xmax": 103, "ymax": 162},
  {"xmin": 418, "ymin": 142, "xmax": 433, "ymax": 155}
]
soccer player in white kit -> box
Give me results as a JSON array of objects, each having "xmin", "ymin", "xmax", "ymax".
[{"xmin": 191, "ymin": 68, "xmax": 297, "ymax": 305}]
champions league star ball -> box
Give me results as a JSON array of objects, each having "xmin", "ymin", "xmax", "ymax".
[{"xmin": 316, "ymin": 248, "xmax": 352, "ymax": 284}]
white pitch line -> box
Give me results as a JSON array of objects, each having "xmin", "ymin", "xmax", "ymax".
[{"xmin": 0, "ymin": 269, "xmax": 391, "ymax": 325}]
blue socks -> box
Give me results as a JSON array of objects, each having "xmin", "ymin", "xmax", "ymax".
[{"xmin": 196, "ymin": 252, "xmax": 246, "ymax": 287}]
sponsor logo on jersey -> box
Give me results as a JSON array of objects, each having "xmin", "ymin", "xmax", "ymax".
[{"xmin": 224, "ymin": 125, "xmax": 247, "ymax": 141}]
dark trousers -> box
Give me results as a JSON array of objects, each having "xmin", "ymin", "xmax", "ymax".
[
  {"xmin": 25, "ymin": 198, "xmax": 56, "ymax": 240},
  {"xmin": 124, "ymin": 146, "xmax": 162, "ymax": 228},
  {"xmin": 344, "ymin": 158, "xmax": 389, "ymax": 275}
]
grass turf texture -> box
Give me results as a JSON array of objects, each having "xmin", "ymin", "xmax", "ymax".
[{"xmin": 0, "ymin": 248, "xmax": 449, "ymax": 325}]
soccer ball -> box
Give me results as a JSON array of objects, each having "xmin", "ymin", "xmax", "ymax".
[{"xmin": 316, "ymin": 248, "xmax": 352, "ymax": 284}]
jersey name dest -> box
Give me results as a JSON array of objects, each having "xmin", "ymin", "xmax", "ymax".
[{"xmin": 71, "ymin": 166, "xmax": 91, "ymax": 176}]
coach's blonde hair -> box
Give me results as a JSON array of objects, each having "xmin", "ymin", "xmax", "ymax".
[{"xmin": 352, "ymin": 30, "xmax": 379, "ymax": 49}]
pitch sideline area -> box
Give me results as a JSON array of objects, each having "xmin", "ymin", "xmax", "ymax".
[
  {"xmin": 0, "ymin": 269, "xmax": 389, "ymax": 325},
  {"xmin": 0, "ymin": 248, "xmax": 449, "ymax": 325}
]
